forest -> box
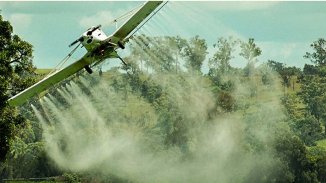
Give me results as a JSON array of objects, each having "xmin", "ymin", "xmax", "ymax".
[{"xmin": 0, "ymin": 13, "xmax": 326, "ymax": 183}]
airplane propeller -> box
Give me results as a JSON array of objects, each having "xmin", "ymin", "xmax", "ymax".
[
  {"xmin": 87, "ymin": 24, "xmax": 101, "ymax": 35},
  {"xmin": 69, "ymin": 37, "xmax": 84, "ymax": 47},
  {"xmin": 68, "ymin": 24, "xmax": 102, "ymax": 47}
]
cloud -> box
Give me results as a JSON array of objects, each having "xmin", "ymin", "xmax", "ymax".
[
  {"xmin": 78, "ymin": 3, "xmax": 141, "ymax": 30},
  {"xmin": 191, "ymin": 1, "xmax": 280, "ymax": 11},
  {"xmin": 79, "ymin": 11, "xmax": 117, "ymax": 29},
  {"xmin": 8, "ymin": 13, "xmax": 32, "ymax": 34},
  {"xmin": 257, "ymin": 41, "xmax": 311, "ymax": 67},
  {"xmin": 79, "ymin": 10, "xmax": 131, "ymax": 28},
  {"xmin": 259, "ymin": 42, "xmax": 294, "ymax": 60}
]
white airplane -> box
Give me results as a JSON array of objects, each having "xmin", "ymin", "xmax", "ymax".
[{"xmin": 8, "ymin": 1, "xmax": 166, "ymax": 107}]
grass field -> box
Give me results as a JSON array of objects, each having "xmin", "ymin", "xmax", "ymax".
[{"xmin": 35, "ymin": 69, "xmax": 52, "ymax": 75}]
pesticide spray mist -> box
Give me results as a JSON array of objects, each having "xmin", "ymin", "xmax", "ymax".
[{"xmin": 31, "ymin": 67, "xmax": 286, "ymax": 183}]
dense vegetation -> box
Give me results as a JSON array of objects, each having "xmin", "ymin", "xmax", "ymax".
[{"xmin": 0, "ymin": 14, "xmax": 326, "ymax": 182}]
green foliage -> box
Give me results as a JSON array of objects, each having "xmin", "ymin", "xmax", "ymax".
[
  {"xmin": 281, "ymin": 94, "xmax": 304, "ymax": 120},
  {"xmin": 1, "ymin": 118, "xmax": 61, "ymax": 179},
  {"xmin": 293, "ymin": 114, "xmax": 323, "ymax": 146},
  {"xmin": 240, "ymin": 38, "xmax": 262, "ymax": 63},
  {"xmin": 307, "ymin": 146, "xmax": 326, "ymax": 182},
  {"xmin": 303, "ymin": 64, "xmax": 320, "ymax": 76},
  {"xmin": 259, "ymin": 63, "xmax": 275, "ymax": 86},
  {"xmin": 129, "ymin": 35, "xmax": 187, "ymax": 73},
  {"xmin": 182, "ymin": 35, "xmax": 208, "ymax": 73},
  {"xmin": 304, "ymin": 38, "xmax": 326, "ymax": 66},
  {"xmin": 298, "ymin": 75, "xmax": 326, "ymax": 123},
  {"xmin": 298, "ymin": 42, "xmax": 326, "ymax": 138},
  {"xmin": 268, "ymin": 60, "xmax": 301, "ymax": 88},
  {"xmin": 0, "ymin": 14, "xmax": 36, "ymax": 161},
  {"xmin": 217, "ymin": 90, "xmax": 235, "ymax": 112},
  {"xmin": 274, "ymin": 132, "xmax": 320, "ymax": 183},
  {"xmin": 240, "ymin": 38, "xmax": 262, "ymax": 77},
  {"xmin": 209, "ymin": 36, "xmax": 238, "ymax": 74},
  {"xmin": 63, "ymin": 172, "xmax": 80, "ymax": 183}
]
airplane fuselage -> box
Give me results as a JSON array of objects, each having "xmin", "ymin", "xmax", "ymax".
[{"xmin": 81, "ymin": 27, "xmax": 108, "ymax": 51}]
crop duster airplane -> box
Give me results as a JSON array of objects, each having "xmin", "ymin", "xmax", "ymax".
[{"xmin": 8, "ymin": 1, "xmax": 166, "ymax": 107}]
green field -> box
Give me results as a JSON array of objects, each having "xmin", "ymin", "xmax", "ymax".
[{"xmin": 35, "ymin": 69, "xmax": 52, "ymax": 75}]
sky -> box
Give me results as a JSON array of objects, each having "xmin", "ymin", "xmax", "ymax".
[{"xmin": 1, "ymin": 1, "xmax": 326, "ymax": 70}]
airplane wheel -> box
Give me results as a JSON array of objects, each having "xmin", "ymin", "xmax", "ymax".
[
  {"xmin": 84, "ymin": 65, "xmax": 93, "ymax": 74},
  {"xmin": 118, "ymin": 41, "xmax": 125, "ymax": 49}
]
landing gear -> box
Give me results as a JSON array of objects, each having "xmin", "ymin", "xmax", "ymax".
[
  {"xmin": 84, "ymin": 65, "xmax": 93, "ymax": 74},
  {"xmin": 118, "ymin": 41, "xmax": 125, "ymax": 49}
]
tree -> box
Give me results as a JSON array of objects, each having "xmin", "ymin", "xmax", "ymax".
[
  {"xmin": 166, "ymin": 36, "xmax": 187, "ymax": 73},
  {"xmin": 299, "ymin": 39, "xmax": 326, "ymax": 136},
  {"xmin": 209, "ymin": 37, "xmax": 237, "ymax": 74},
  {"xmin": 240, "ymin": 38, "xmax": 262, "ymax": 77},
  {"xmin": 307, "ymin": 146, "xmax": 326, "ymax": 183},
  {"xmin": 298, "ymin": 75, "xmax": 326, "ymax": 124},
  {"xmin": 207, "ymin": 37, "xmax": 238, "ymax": 95},
  {"xmin": 268, "ymin": 60, "xmax": 301, "ymax": 90},
  {"xmin": 267, "ymin": 60, "xmax": 289, "ymax": 87},
  {"xmin": 128, "ymin": 34, "xmax": 152, "ymax": 72},
  {"xmin": 182, "ymin": 35, "xmax": 208, "ymax": 73},
  {"xmin": 274, "ymin": 132, "xmax": 319, "ymax": 183},
  {"xmin": 267, "ymin": 60, "xmax": 285, "ymax": 73},
  {"xmin": 285, "ymin": 66, "xmax": 301, "ymax": 90},
  {"xmin": 130, "ymin": 35, "xmax": 188, "ymax": 74},
  {"xmin": 0, "ymin": 14, "xmax": 36, "ymax": 161},
  {"xmin": 217, "ymin": 91, "xmax": 235, "ymax": 112},
  {"xmin": 303, "ymin": 64, "xmax": 319, "ymax": 76},
  {"xmin": 304, "ymin": 38, "xmax": 326, "ymax": 66},
  {"xmin": 293, "ymin": 115, "xmax": 323, "ymax": 146}
]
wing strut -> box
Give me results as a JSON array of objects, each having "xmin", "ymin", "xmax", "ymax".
[
  {"xmin": 118, "ymin": 56, "xmax": 128, "ymax": 66},
  {"xmin": 127, "ymin": 1, "xmax": 168, "ymax": 41},
  {"xmin": 47, "ymin": 43, "xmax": 81, "ymax": 77},
  {"xmin": 111, "ymin": 1, "xmax": 166, "ymax": 44}
]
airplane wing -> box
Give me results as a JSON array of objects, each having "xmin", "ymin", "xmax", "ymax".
[
  {"xmin": 8, "ymin": 54, "xmax": 92, "ymax": 107},
  {"xmin": 110, "ymin": 1, "xmax": 164, "ymax": 43},
  {"xmin": 7, "ymin": 48, "xmax": 120, "ymax": 107}
]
